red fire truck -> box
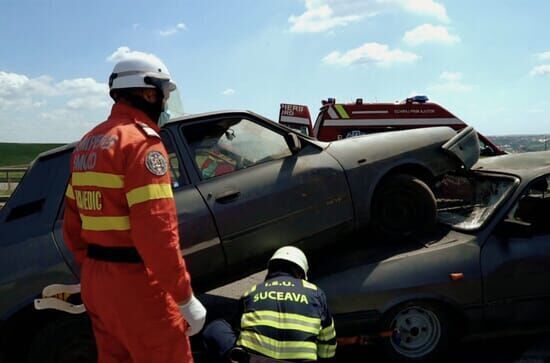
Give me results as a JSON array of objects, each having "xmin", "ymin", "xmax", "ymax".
[{"xmin": 279, "ymin": 95, "xmax": 505, "ymax": 156}]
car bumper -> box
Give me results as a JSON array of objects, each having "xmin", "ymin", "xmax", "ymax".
[{"xmin": 334, "ymin": 309, "xmax": 382, "ymax": 337}]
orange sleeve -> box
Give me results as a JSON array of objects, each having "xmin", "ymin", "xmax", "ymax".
[
  {"xmin": 124, "ymin": 138, "xmax": 193, "ymax": 303},
  {"xmin": 62, "ymin": 177, "xmax": 88, "ymax": 266}
]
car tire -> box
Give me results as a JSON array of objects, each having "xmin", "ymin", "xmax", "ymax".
[
  {"xmin": 381, "ymin": 301, "xmax": 452, "ymax": 362},
  {"xmin": 27, "ymin": 314, "xmax": 97, "ymax": 363},
  {"xmin": 372, "ymin": 174, "xmax": 436, "ymax": 240}
]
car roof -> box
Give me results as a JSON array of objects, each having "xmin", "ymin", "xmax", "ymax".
[
  {"xmin": 167, "ymin": 110, "xmax": 259, "ymax": 124},
  {"xmin": 34, "ymin": 109, "xmax": 324, "ymax": 163},
  {"xmin": 474, "ymin": 151, "xmax": 550, "ymax": 179}
]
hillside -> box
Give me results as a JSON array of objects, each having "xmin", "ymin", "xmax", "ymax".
[
  {"xmin": 0, "ymin": 143, "xmax": 65, "ymax": 167},
  {"xmin": 488, "ymin": 135, "xmax": 550, "ymax": 153}
]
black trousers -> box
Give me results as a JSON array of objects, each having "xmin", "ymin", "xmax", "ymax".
[{"xmin": 202, "ymin": 319, "xmax": 239, "ymax": 363}]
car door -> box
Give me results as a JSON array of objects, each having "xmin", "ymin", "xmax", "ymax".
[
  {"xmin": 179, "ymin": 115, "xmax": 353, "ymax": 275},
  {"xmin": 481, "ymin": 174, "xmax": 550, "ymax": 327},
  {"xmin": 159, "ymin": 131, "xmax": 225, "ymax": 291}
]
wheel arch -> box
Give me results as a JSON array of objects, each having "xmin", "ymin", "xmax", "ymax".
[
  {"xmin": 0, "ymin": 300, "xmax": 85, "ymax": 361},
  {"xmin": 379, "ymin": 163, "xmax": 435, "ymax": 187},
  {"xmin": 378, "ymin": 293, "xmax": 468, "ymax": 335},
  {"xmin": 367, "ymin": 162, "xmax": 436, "ymax": 217}
]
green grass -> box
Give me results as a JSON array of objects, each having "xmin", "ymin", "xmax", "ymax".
[{"xmin": 0, "ymin": 142, "xmax": 64, "ymax": 167}]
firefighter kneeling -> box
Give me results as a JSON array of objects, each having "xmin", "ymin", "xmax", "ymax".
[{"xmin": 203, "ymin": 246, "xmax": 337, "ymax": 362}]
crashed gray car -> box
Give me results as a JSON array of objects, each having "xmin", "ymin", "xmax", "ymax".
[
  {"xmin": 0, "ymin": 110, "xmax": 476, "ymax": 362},
  {"xmin": 316, "ymin": 151, "xmax": 550, "ymax": 361}
]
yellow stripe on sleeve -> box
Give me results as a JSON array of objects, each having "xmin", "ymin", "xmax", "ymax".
[
  {"xmin": 317, "ymin": 342, "xmax": 337, "ymax": 358},
  {"xmin": 319, "ymin": 320, "xmax": 336, "ymax": 341},
  {"xmin": 126, "ymin": 184, "xmax": 173, "ymax": 207}
]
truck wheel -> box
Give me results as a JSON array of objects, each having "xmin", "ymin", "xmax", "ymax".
[
  {"xmin": 27, "ymin": 315, "xmax": 96, "ymax": 363},
  {"xmin": 381, "ymin": 302, "xmax": 451, "ymax": 362},
  {"xmin": 372, "ymin": 174, "xmax": 436, "ymax": 240}
]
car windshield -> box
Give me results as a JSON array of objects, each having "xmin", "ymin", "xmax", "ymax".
[{"xmin": 433, "ymin": 172, "xmax": 517, "ymax": 230}]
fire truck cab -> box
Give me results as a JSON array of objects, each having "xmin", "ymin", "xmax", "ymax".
[{"xmin": 279, "ymin": 96, "xmax": 505, "ymax": 156}]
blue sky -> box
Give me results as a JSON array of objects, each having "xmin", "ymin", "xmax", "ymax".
[{"xmin": 1, "ymin": 0, "xmax": 549, "ymax": 142}]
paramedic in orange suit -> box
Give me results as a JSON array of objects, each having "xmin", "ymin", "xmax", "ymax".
[{"xmin": 62, "ymin": 56, "xmax": 206, "ymax": 363}]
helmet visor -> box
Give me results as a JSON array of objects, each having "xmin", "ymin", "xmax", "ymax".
[
  {"xmin": 144, "ymin": 76, "xmax": 177, "ymax": 101},
  {"xmin": 166, "ymin": 88, "xmax": 184, "ymax": 119}
]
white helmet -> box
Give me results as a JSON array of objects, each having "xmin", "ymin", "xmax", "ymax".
[
  {"xmin": 268, "ymin": 246, "xmax": 309, "ymax": 279},
  {"xmin": 108, "ymin": 57, "xmax": 177, "ymax": 100}
]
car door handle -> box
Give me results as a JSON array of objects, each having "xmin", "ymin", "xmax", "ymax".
[{"xmin": 215, "ymin": 189, "xmax": 240, "ymax": 203}]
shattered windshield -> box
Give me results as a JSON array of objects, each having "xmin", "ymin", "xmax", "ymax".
[{"xmin": 434, "ymin": 173, "xmax": 517, "ymax": 230}]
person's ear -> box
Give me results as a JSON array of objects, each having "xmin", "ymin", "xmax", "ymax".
[{"xmin": 141, "ymin": 88, "xmax": 157, "ymax": 103}]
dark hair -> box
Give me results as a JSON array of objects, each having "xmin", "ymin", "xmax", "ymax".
[
  {"xmin": 267, "ymin": 259, "xmax": 305, "ymax": 279},
  {"xmin": 110, "ymin": 87, "xmax": 146, "ymax": 102}
]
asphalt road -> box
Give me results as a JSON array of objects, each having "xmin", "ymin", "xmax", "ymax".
[{"xmin": 196, "ymin": 271, "xmax": 550, "ymax": 363}]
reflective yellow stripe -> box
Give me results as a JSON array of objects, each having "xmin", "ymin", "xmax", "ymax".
[
  {"xmin": 72, "ymin": 172, "xmax": 124, "ymax": 188},
  {"xmin": 242, "ymin": 284, "xmax": 257, "ymax": 297},
  {"xmin": 302, "ymin": 280, "xmax": 318, "ymax": 291},
  {"xmin": 65, "ymin": 184, "xmax": 75, "ymax": 200},
  {"xmin": 126, "ymin": 184, "xmax": 173, "ymax": 207},
  {"xmin": 80, "ymin": 215, "xmax": 130, "ymax": 231},
  {"xmin": 241, "ymin": 310, "xmax": 321, "ymax": 334},
  {"xmin": 335, "ymin": 104, "xmax": 350, "ymax": 119},
  {"xmin": 317, "ymin": 342, "xmax": 337, "ymax": 358},
  {"xmin": 237, "ymin": 331, "xmax": 317, "ymax": 361},
  {"xmin": 319, "ymin": 320, "xmax": 336, "ymax": 341}
]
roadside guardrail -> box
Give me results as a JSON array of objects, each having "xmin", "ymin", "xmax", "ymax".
[
  {"xmin": 0, "ymin": 167, "xmax": 27, "ymax": 190},
  {"xmin": 0, "ymin": 167, "xmax": 27, "ymax": 206}
]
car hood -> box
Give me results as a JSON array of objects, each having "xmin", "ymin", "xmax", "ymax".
[{"xmin": 323, "ymin": 126, "xmax": 465, "ymax": 170}]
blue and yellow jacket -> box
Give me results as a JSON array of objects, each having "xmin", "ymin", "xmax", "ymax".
[{"xmin": 237, "ymin": 272, "xmax": 337, "ymax": 362}]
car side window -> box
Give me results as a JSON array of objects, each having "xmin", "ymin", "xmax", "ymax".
[
  {"xmin": 160, "ymin": 131, "xmax": 183, "ymax": 188},
  {"xmin": 479, "ymin": 138, "xmax": 496, "ymax": 157},
  {"xmin": 183, "ymin": 118, "xmax": 293, "ymax": 180},
  {"xmin": 512, "ymin": 175, "xmax": 550, "ymax": 232}
]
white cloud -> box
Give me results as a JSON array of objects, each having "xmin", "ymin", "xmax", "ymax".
[
  {"xmin": 440, "ymin": 71, "xmax": 462, "ymax": 82},
  {"xmin": 531, "ymin": 64, "xmax": 550, "ymax": 76},
  {"xmin": 400, "ymin": 0, "xmax": 449, "ymax": 23},
  {"xmin": 222, "ymin": 88, "xmax": 236, "ymax": 96},
  {"xmin": 66, "ymin": 95, "xmax": 110, "ymax": 110},
  {"xmin": 0, "ymin": 69, "xmax": 111, "ymax": 142},
  {"xmin": 289, "ymin": 1, "xmax": 363, "ymax": 33},
  {"xmin": 429, "ymin": 71, "xmax": 473, "ymax": 92},
  {"xmin": 536, "ymin": 51, "xmax": 550, "ymax": 60},
  {"xmin": 288, "ymin": 0, "xmax": 449, "ymax": 33},
  {"xmin": 403, "ymin": 24, "xmax": 459, "ymax": 45},
  {"xmin": 106, "ymin": 46, "xmax": 164, "ymax": 66},
  {"xmin": 323, "ymin": 42, "xmax": 420, "ymax": 67},
  {"xmin": 57, "ymin": 78, "xmax": 108, "ymax": 95},
  {"xmin": 159, "ymin": 22, "xmax": 187, "ymax": 36},
  {"xmin": 0, "ymin": 72, "xmax": 56, "ymax": 100}
]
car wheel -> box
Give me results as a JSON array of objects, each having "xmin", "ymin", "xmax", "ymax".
[
  {"xmin": 372, "ymin": 174, "xmax": 436, "ymax": 240},
  {"xmin": 382, "ymin": 302, "xmax": 451, "ymax": 362},
  {"xmin": 27, "ymin": 315, "xmax": 96, "ymax": 363}
]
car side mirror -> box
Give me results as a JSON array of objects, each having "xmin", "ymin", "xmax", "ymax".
[
  {"xmin": 285, "ymin": 132, "xmax": 302, "ymax": 153},
  {"xmin": 495, "ymin": 218, "xmax": 533, "ymax": 238}
]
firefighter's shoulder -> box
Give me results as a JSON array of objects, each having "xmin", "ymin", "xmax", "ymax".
[
  {"xmin": 301, "ymin": 280, "xmax": 318, "ymax": 291},
  {"xmin": 133, "ymin": 121, "xmax": 161, "ymax": 139}
]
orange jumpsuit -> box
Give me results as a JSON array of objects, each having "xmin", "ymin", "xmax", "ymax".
[{"xmin": 63, "ymin": 102, "xmax": 194, "ymax": 363}]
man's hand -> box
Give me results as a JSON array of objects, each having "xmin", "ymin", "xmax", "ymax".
[{"xmin": 179, "ymin": 294, "xmax": 207, "ymax": 336}]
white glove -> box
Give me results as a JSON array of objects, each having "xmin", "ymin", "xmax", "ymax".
[{"xmin": 179, "ymin": 294, "xmax": 207, "ymax": 336}]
